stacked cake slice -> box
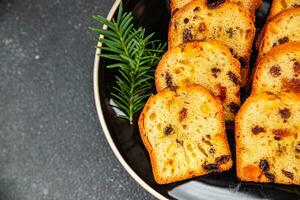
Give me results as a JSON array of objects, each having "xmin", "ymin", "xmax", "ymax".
[
  {"xmin": 257, "ymin": 8, "xmax": 300, "ymax": 59},
  {"xmin": 236, "ymin": 92, "xmax": 300, "ymax": 185},
  {"xmin": 168, "ymin": 0, "xmax": 255, "ymax": 86},
  {"xmin": 155, "ymin": 41, "xmax": 241, "ymax": 121},
  {"xmin": 139, "ymin": 85, "xmax": 232, "ymax": 184},
  {"xmin": 236, "ymin": 1, "xmax": 300, "ymax": 185},
  {"xmin": 170, "ymin": 0, "xmax": 262, "ymax": 19}
]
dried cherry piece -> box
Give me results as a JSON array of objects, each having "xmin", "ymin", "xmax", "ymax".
[
  {"xmin": 217, "ymin": 85, "xmax": 227, "ymax": 102},
  {"xmin": 179, "ymin": 108, "xmax": 188, "ymax": 121}
]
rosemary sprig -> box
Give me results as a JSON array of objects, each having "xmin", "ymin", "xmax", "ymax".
[{"xmin": 91, "ymin": 2, "xmax": 166, "ymax": 124}]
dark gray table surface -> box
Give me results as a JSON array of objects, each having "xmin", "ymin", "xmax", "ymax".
[{"xmin": 0, "ymin": 0, "xmax": 154, "ymax": 199}]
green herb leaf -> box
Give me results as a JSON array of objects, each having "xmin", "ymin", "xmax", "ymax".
[{"xmin": 91, "ymin": 3, "xmax": 166, "ymax": 124}]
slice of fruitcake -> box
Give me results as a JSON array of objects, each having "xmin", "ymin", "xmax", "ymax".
[
  {"xmin": 269, "ymin": 0, "xmax": 300, "ymax": 18},
  {"xmin": 236, "ymin": 92, "xmax": 300, "ymax": 185},
  {"xmin": 255, "ymin": 0, "xmax": 299, "ymax": 50},
  {"xmin": 168, "ymin": 0, "xmax": 255, "ymax": 86},
  {"xmin": 258, "ymin": 8, "xmax": 300, "ymax": 59},
  {"xmin": 139, "ymin": 85, "xmax": 232, "ymax": 184},
  {"xmin": 252, "ymin": 42, "xmax": 300, "ymax": 95},
  {"xmin": 155, "ymin": 41, "xmax": 241, "ymax": 122},
  {"xmin": 170, "ymin": 0, "xmax": 262, "ymax": 19}
]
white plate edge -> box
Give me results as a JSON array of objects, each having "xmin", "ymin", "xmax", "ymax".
[{"xmin": 93, "ymin": 1, "xmax": 168, "ymax": 199}]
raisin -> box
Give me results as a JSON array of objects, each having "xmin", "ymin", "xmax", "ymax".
[
  {"xmin": 165, "ymin": 72, "xmax": 177, "ymax": 92},
  {"xmin": 282, "ymin": 170, "xmax": 294, "ymax": 180},
  {"xmin": 165, "ymin": 125, "xmax": 173, "ymax": 135},
  {"xmin": 238, "ymin": 57, "xmax": 247, "ymax": 68},
  {"xmin": 193, "ymin": 6, "xmax": 200, "ymax": 11},
  {"xmin": 259, "ymin": 159, "xmax": 270, "ymax": 172},
  {"xmin": 274, "ymin": 136, "xmax": 281, "ymax": 140},
  {"xmin": 206, "ymin": 0, "xmax": 225, "ymax": 8},
  {"xmin": 184, "ymin": 18, "xmax": 189, "ymax": 24},
  {"xmin": 179, "ymin": 107, "xmax": 188, "ymax": 121},
  {"xmin": 294, "ymin": 61, "xmax": 300, "ymax": 75},
  {"xmin": 211, "ymin": 67, "xmax": 221, "ymax": 73},
  {"xmin": 217, "ymin": 85, "xmax": 227, "ymax": 102},
  {"xmin": 279, "ymin": 108, "xmax": 291, "ymax": 119},
  {"xmin": 183, "ymin": 29, "xmax": 193, "ymax": 42},
  {"xmin": 165, "ymin": 72, "xmax": 173, "ymax": 87},
  {"xmin": 278, "ymin": 37, "xmax": 289, "ymax": 44},
  {"xmin": 283, "ymin": 78, "xmax": 300, "ymax": 92},
  {"xmin": 199, "ymin": 22, "xmax": 206, "ymax": 31},
  {"xmin": 226, "ymin": 28, "xmax": 234, "ymax": 38},
  {"xmin": 209, "ymin": 147, "xmax": 216, "ymax": 154},
  {"xmin": 202, "ymin": 163, "xmax": 218, "ymax": 171},
  {"xmin": 269, "ymin": 65, "xmax": 281, "ymax": 77},
  {"xmin": 202, "ymin": 137, "xmax": 213, "ymax": 146},
  {"xmin": 211, "ymin": 67, "xmax": 221, "ymax": 78},
  {"xmin": 251, "ymin": 126, "xmax": 266, "ymax": 135},
  {"xmin": 215, "ymin": 155, "xmax": 230, "ymax": 165},
  {"xmin": 265, "ymin": 172, "xmax": 275, "ymax": 182},
  {"xmin": 227, "ymin": 71, "xmax": 240, "ymax": 85},
  {"xmin": 176, "ymin": 139, "xmax": 184, "ymax": 146},
  {"xmin": 296, "ymin": 143, "xmax": 300, "ymax": 152},
  {"xmin": 228, "ymin": 102, "xmax": 240, "ymax": 114}
]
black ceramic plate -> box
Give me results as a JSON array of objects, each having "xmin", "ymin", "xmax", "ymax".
[{"xmin": 93, "ymin": 0, "xmax": 300, "ymax": 199}]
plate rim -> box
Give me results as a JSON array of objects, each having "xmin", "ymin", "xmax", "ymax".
[{"xmin": 93, "ymin": 1, "xmax": 168, "ymax": 199}]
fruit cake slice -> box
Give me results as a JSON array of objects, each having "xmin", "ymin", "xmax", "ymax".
[
  {"xmin": 269, "ymin": 0, "xmax": 300, "ymax": 18},
  {"xmin": 170, "ymin": 0, "xmax": 262, "ymax": 19},
  {"xmin": 155, "ymin": 41, "xmax": 241, "ymax": 122},
  {"xmin": 258, "ymin": 8, "xmax": 300, "ymax": 59},
  {"xmin": 139, "ymin": 85, "xmax": 232, "ymax": 184},
  {"xmin": 236, "ymin": 92, "xmax": 300, "ymax": 185},
  {"xmin": 168, "ymin": 0, "xmax": 255, "ymax": 86},
  {"xmin": 255, "ymin": 0, "xmax": 299, "ymax": 50},
  {"xmin": 252, "ymin": 42, "xmax": 300, "ymax": 95}
]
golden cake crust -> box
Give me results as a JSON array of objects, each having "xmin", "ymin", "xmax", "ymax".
[{"xmin": 139, "ymin": 85, "xmax": 232, "ymax": 184}]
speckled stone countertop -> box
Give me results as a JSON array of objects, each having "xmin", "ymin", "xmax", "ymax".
[{"xmin": 0, "ymin": 0, "xmax": 154, "ymax": 199}]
